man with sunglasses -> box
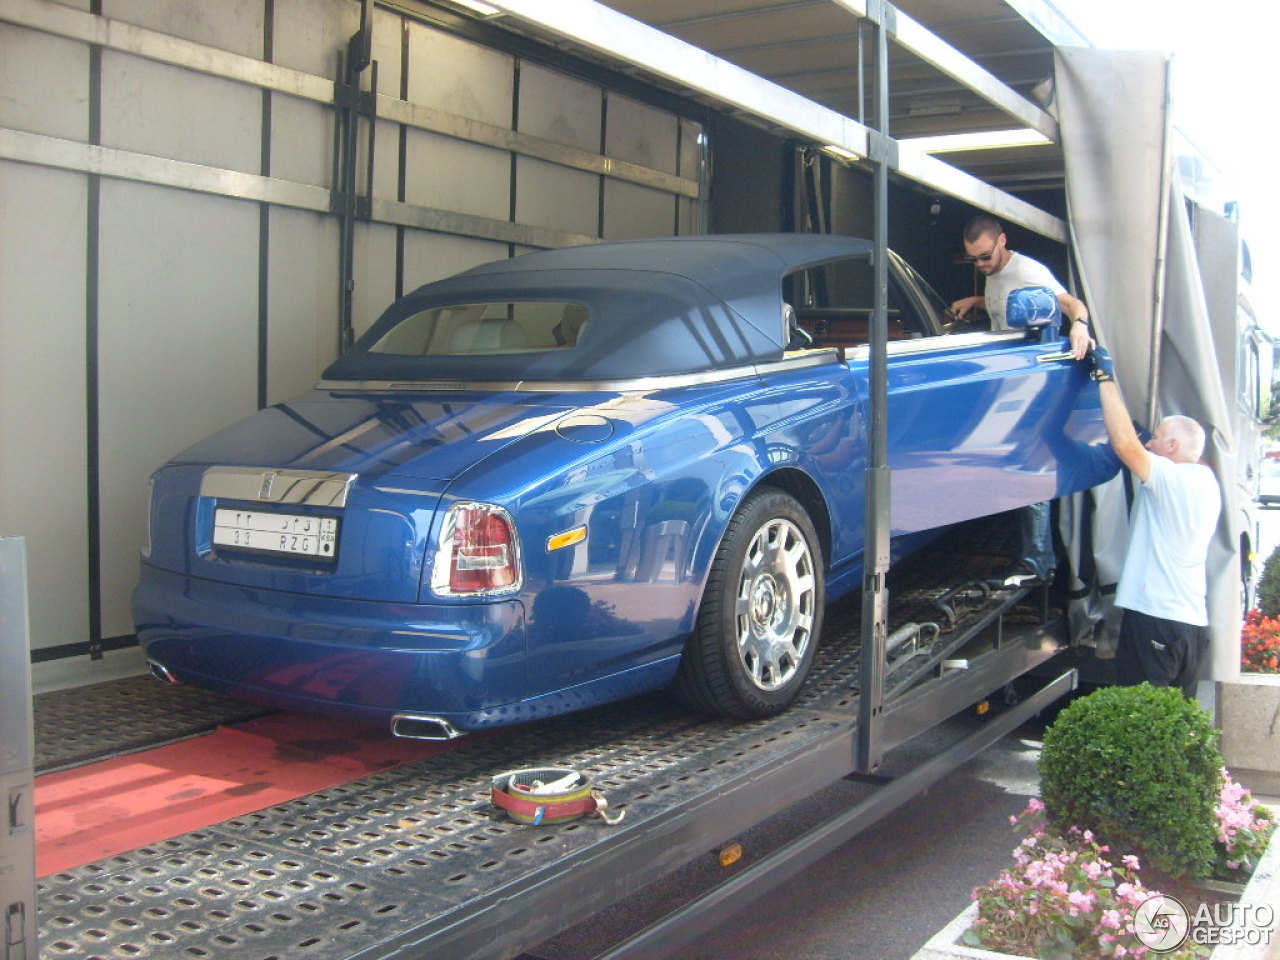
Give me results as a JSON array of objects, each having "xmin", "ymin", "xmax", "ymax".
[
  {"xmin": 949, "ymin": 215, "xmax": 1094, "ymax": 587},
  {"xmin": 949, "ymin": 215, "xmax": 1093, "ymax": 362}
]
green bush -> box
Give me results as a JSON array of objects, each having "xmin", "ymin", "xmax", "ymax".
[
  {"xmin": 1039, "ymin": 684, "xmax": 1223, "ymax": 879},
  {"xmin": 1258, "ymin": 543, "xmax": 1280, "ymax": 619}
]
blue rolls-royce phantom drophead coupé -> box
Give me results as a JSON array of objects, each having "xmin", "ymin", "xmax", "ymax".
[{"xmin": 135, "ymin": 234, "xmax": 1118, "ymax": 737}]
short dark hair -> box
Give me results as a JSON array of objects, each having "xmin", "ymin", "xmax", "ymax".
[{"xmin": 963, "ymin": 214, "xmax": 1003, "ymax": 244}]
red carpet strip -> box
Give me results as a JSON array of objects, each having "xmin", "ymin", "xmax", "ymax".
[{"xmin": 35, "ymin": 711, "xmax": 471, "ymax": 876}]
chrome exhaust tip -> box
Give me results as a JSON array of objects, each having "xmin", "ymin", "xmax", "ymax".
[
  {"xmin": 148, "ymin": 660, "xmax": 181, "ymax": 685},
  {"xmin": 390, "ymin": 713, "xmax": 464, "ymax": 740}
]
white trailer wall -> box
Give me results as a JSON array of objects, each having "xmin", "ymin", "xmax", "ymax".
[{"xmin": 0, "ymin": 0, "xmax": 704, "ymax": 690}]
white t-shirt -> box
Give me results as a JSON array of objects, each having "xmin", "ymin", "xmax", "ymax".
[
  {"xmin": 983, "ymin": 252, "xmax": 1066, "ymax": 330},
  {"xmin": 1114, "ymin": 455, "xmax": 1221, "ymax": 626}
]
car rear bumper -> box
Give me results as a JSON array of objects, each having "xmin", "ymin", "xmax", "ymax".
[{"xmin": 133, "ymin": 563, "xmax": 528, "ymax": 728}]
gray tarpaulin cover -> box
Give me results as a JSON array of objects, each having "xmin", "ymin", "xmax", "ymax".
[{"xmin": 1054, "ymin": 47, "xmax": 1240, "ymax": 681}]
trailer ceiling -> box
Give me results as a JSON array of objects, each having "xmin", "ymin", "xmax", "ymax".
[{"xmin": 469, "ymin": 0, "xmax": 1089, "ymax": 200}]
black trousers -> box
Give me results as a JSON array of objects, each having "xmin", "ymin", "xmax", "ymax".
[{"xmin": 1115, "ymin": 608, "xmax": 1208, "ymax": 699}]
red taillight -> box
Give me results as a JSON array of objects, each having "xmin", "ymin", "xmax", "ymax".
[{"xmin": 432, "ymin": 503, "xmax": 522, "ymax": 596}]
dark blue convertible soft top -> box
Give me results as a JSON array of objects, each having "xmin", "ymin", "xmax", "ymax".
[{"xmin": 323, "ymin": 234, "xmax": 873, "ymax": 382}]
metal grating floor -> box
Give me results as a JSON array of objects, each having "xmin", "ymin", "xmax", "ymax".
[
  {"xmin": 33, "ymin": 675, "xmax": 272, "ymax": 774},
  {"xmin": 38, "ymin": 697, "xmax": 848, "ymax": 960},
  {"xmin": 35, "ymin": 517, "xmax": 1042, "ymax": 960}
]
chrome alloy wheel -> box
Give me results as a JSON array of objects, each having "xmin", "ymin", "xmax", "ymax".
[{"xmin": 733, "ymin": 516, "xmax": 817, "ymax": 691}]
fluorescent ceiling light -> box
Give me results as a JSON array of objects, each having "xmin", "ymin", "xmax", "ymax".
[
  {"xmin": 448, "ymin": 0, "xmax": 502, "ymax": 16},
  {"xmin": 902, "ymin": 129, "xmax": 1053, "ymax": 154},
  {"xmin": 822, "ymin": 144, "xmax": 861, "ymax": 162}
]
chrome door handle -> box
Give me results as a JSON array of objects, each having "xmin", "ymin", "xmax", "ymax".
[{"xmin": 1036, "ymin": 350, "xmax": 1076, "ymax": 364}]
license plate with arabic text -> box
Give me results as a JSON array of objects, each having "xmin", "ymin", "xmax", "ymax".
[{"xmin": 213, "ymin": 509, "xmax": 338, "ymax": 560}]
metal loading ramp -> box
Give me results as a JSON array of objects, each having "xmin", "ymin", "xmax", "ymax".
[{"xmin": 36, "ymin": 519, "xmax": 1075, "ymax": 960}]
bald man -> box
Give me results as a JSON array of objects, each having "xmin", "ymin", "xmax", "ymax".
[{"xmin": 1091, "ymin": 348, "xmax": 1221, "ymax": 696}]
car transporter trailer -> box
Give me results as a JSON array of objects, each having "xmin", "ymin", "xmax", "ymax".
[{"xmin": 30, "ymin": 520, "xmax": 1076, "ymax": 960}]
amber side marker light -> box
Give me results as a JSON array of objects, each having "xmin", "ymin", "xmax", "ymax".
[
  {"xmin": 974, "ymin": 699, "xmax": 991, "ymax": 716},
  {"xmin": 547, "ymin": 526, "xmax": 587, "ymax": 552},
  {"xmin": 719, "ymin": 843, "xmax": 744, "ymax": 868}
]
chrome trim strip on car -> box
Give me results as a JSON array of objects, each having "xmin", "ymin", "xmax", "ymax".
[
  {"xmin": 845, "ymin": 330, "xmax": 1027, "ymax": 360},
  {"xmin": 200, "ymin": 467, "xmax": 357, "ymax": 507},
  {"xmin": 315, "ymin": 350, "xmax": 842, "ymax": 394}
]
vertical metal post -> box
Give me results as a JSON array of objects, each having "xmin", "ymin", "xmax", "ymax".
[
  {"xmin": 1, "ymin": 538, "xmax": 37, "ymax": 960},
  {"xmin": 695, "ymin": 131, "xmax": 711, "ymax": 236},
  {"xmin": 1145, "ymin": 55, "xmax": 1176, "ymax": 427},
  {"xmin": 855, "ymin": 19, "xmax": 865, "ymax": 125},
  {"xmin": 335, "ymin": 0, "xmax": 373, "ymax": 353},
  {"xmin": 857, "ymin": 0, "xmax": 894, "ymax": 773}
]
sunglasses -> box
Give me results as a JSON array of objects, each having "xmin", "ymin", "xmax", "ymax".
[
  {"xmin": 967, "ymin": 231, "xmax": 1008, "ymax": 263},
  {"xmin": 963, "ymin": 241, "xmax": 1000, "ymax": 264}
]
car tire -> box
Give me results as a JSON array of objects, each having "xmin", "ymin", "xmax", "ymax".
[{"xmin": 674, "ymin": 488, "xmax": 824, "ymax": 718}]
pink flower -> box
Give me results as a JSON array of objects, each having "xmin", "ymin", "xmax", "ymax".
[
  {"xmin": 1121, "ymin": 855, "xmax": 1140, "ymax": 870},
  {"xmin": 1068, "ymin": 889, "xmax": 1096, "ymax": 913}
]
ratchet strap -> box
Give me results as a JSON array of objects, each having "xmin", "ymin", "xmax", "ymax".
[{"xmin": 492, "ymin": 767, "xmax": 625, "ymax": 826}]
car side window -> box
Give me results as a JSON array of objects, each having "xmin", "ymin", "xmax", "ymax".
[
  {"xmin": 368, "ymin": 301, "xmax": 589, "ymax": 356},
  {"xmin": 783, "ymin": 256, "xmax": 919, "ymax": 350}
]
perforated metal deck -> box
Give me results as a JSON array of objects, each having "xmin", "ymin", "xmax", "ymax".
[
  {"xmin": 33, "ymin": 675, "xmax": 270, "ymax": 774},
  {"xmin": 36, "ymin": 519, "xmax": 1060, "ymax": 960}
]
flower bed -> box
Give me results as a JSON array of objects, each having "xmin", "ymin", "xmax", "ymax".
[
  {"xmin": 1241, "ymin": 610, "xmax": 1280, "ymax": 674},
  {"xmin": 964, "ymin": 800, "xmax": 1201, "ymax": 959},
  {"xmin": 912, "ymin": 790, "xmax": 1277, "ymax": 960}
]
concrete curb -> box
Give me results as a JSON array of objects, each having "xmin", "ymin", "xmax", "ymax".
[{"xmin": 1219, "ymin": 676, "xmax": 1280, "ymax": 797}]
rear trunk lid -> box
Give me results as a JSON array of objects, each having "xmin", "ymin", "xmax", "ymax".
[{"xmin": 146, "ymin": 388, "xmax": 578, "ymax": 602}]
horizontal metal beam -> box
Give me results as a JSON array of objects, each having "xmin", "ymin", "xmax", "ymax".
[
  {"xmin": 483, "ymin": 0, "xmax": 871, "ymax": 160},
  {"xmin": 0, "ymin": 0, "xmax": 334, "ymax": 103},
  {"xmin": 898, "ymin": 146, "xmax": 1067, "ymax": 242},
  {"xmin": 0, "ymin": 127, "xmax": 332, "ymax": 211},
  {"xmin": 0, "ymin": 0, "xmax": 697, "ymax": 199},
  {"xmin": 0, "ymin": 127, "xmax": 598, "ymax": 250},
  {"xmin": 370, "ymin": 198, "xmax": 596, "ymax": 249},
  {"xmin": 832, "ymin": 0, "xmax": 1060, "ymax": 142},
  {"xmin": 999, "ymin": 0, "xmax": 1094, "ymax": 48},
  {"xmin": 881, "ymin": 626, "xmax": 1067, "ymax": 752},
  {"xmin": 482, "ymin": 0, "xmax": 1066, "ymax": 241},
  {"xmin": 377, "ymin": 95, "xmax": 699, "ymax": 198}
]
